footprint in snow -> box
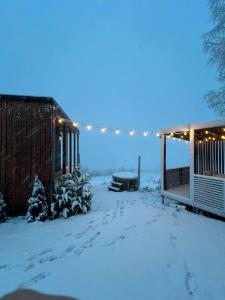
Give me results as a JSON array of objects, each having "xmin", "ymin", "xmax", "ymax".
[
  {"xmin": 20, "ymin": 272, "xmax": 49, "ymax": 288},
  {"xmin": 25, "ymin": 255, "xmax": 57, "ymax": 272},
  {"xmin": 125, "ymin": 225, "xmax": 136, "ymax": 231},
  {"xmin": 25, "ymin": 263, "xmax": 35, "ymax": 272},
  {"xmin": 73, "ymin": 231, "xmax": 101, "ymax": 256},
  {"xmin": 39, "ymin": 249, "xmax": 53, "ymax": 256},
  {"xmin": 103, "ymin": 234, "xmax": 126, "ymax": 247},
  {"xmin": 28, "ymin": 249, "xmax": 53, "ymax": 262},
  {"xmin": 120, "ymin": 206, "xmax": 125, "ymax": 216},
  {"xmin": 38, "ymin": 255, "xmax": 58, "ymax": 264},
  {"xmin": 102, "ymin": 213, "xmax": 111, "ymax": 225},
  {"xmin": 169, "ymin": 234, "xmax": 177, "ymax": 247},
  {"xmin": 65, "ymin": 245, "xmax": 76, "ymax": 253},
  {"xmin": 184, "ymin": 263, "xmax": 198, "ymax": 296},
  {"xmin": 63, "ymin": 232, "xmax": 73, "ymax": 239},
  {"xmin": 88, "ymin": 220, "xmax": 95, "ymax": 225},
  {"xmin": 0, "ymin": 264, "xmax": 8, "ymax": 270},
  {"xmin": 75, "ymin": 230, "xmax": 87, "ymax": 240}
]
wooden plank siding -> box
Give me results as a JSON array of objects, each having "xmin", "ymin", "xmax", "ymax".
[{"xmin": 0, "ymin": 95, "xmax": 79, "ymax": 216}]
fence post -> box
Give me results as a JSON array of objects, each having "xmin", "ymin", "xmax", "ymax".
[{"xmin": 138, "ymin": 155, "xmax": 141, "ymax": 189}]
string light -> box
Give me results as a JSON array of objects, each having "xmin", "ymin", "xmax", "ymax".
[
  {"xmin": 143, "ymin": 131, "xmax": 149, "ymax": 137},
  {"xmin": 101, "ymin": 127, "xmax": 107, "ymax": 133},
  {"xmin": 129, "ymin": 130, "xmax": 135, "ymax": 136},
  {"xmin": 57, "ymin": 117, "xmax": 221, "ymax": 143},
  {"xmin": 86, "ymin": 125, "xmax": 92, "ymax": 131}
]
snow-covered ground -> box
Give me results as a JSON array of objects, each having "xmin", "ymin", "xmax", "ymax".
[{"xmin": 1, "ymin": 173, "xmax": 225, "ymax": 299}]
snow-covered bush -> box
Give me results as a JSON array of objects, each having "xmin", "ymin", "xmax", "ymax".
[
  {"xmin": 0, "ymin": 193, "xmax": 7, "ymax": 223},
  {"xmin": 74, "ymin": 170, "xmax": 92, "ymax": 214},
  {"xmin": 26, "ymin": 176, "xmax": 49, "ymax": 222},
  {"xmin": 51, "ymin": 166, "xmax": 93, "ymax": 219}
]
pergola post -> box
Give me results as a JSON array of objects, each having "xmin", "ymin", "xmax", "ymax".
[
  {"xmin": 77, "ymin": 131, "xmax": 80, "ymax": 166},
  {"xmin": 69, "ymin": 130, "xmax": 72, "ymax": 173},
  {"xmin": 161, "ymin": 133, "xmax": 166, "ymax": 204},
  {"xmin": 62, "ymin": 124, "xmax": 68, "ymax": 174},
  {"xmin": 137, "ymin": 155, "xmax": 141, "ymax": 189},
  {"xmin": 189, "ymin": 128, "xmax": 195, "ymax": 202},
  {"xmin": 73, "ymin": 131, "xmax": 77, "ymax": 168}
]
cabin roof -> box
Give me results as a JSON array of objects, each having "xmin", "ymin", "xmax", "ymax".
[
  {"xmin": 161, "ymin": 118, "xmax": 225, "ymax": 134},
  {"xmin": 0, "ymin": 93, "xmax": 55, "ymax": 103},
  {"xmin": 0, "ymin": 93, "xmax": 71, "ymax": 122}
]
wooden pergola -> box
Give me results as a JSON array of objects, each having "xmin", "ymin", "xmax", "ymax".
[{"xmin": 161, "ymin": 119, "xmax": 225, "ymax": 218}]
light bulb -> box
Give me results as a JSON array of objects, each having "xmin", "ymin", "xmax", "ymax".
[
  {"xmin": 101, "ymin": 127, "xmax": 107, "ymax": 133},
  {"xmin": 86, "ymin": 125, "xmax": 92, "ymax": 131},
  {"xmin": 143, "ymin": 131, "xmax": 149, "ymax": 137}
]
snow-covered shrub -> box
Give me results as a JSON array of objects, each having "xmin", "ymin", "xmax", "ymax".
[
  {"xmin": 73, "ymin": 171, "xmax": 92, "ymax": 214},
  {"xmin": 51, "ymin": 173, "xmax": 77, "ymax": 219},
  {"xmin": 26, "ymin": 176, "xmax": 49, "ymax": 222},
  {"xmin": 51, "ymin": 166, "xmax": 93, "ymax": 219},
  {"xmin": 0, "ymin": 193, "xmax": 7, "ymax": 223}
]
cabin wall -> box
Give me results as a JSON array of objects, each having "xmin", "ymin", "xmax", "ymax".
[{"xmin": 0, "ymin": 99, "xmax": 54, "ymax": 216}]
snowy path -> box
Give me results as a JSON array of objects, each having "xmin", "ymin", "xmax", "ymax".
[{"xmin": 1, "ymin": 175, "xmax": 225, "ymax": 299}]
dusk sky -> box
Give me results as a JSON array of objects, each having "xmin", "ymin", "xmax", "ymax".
[{"xmin": 0, "ymin": 0, "xmax": 218, "ymax": 172}]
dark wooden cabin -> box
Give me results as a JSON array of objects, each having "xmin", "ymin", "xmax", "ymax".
[{"xmin": 0, "ymin": 94, "xmax": 80, "ymax": 216}]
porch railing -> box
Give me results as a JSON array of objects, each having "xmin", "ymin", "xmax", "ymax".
[{"xmin": 165, "ymin": 166, "xmax": 190, "ymax": 190}]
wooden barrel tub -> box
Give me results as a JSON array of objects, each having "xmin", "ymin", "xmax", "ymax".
[{"xmin": 112, "ymin": 172, "xmax": 138, "ymax": 191}]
